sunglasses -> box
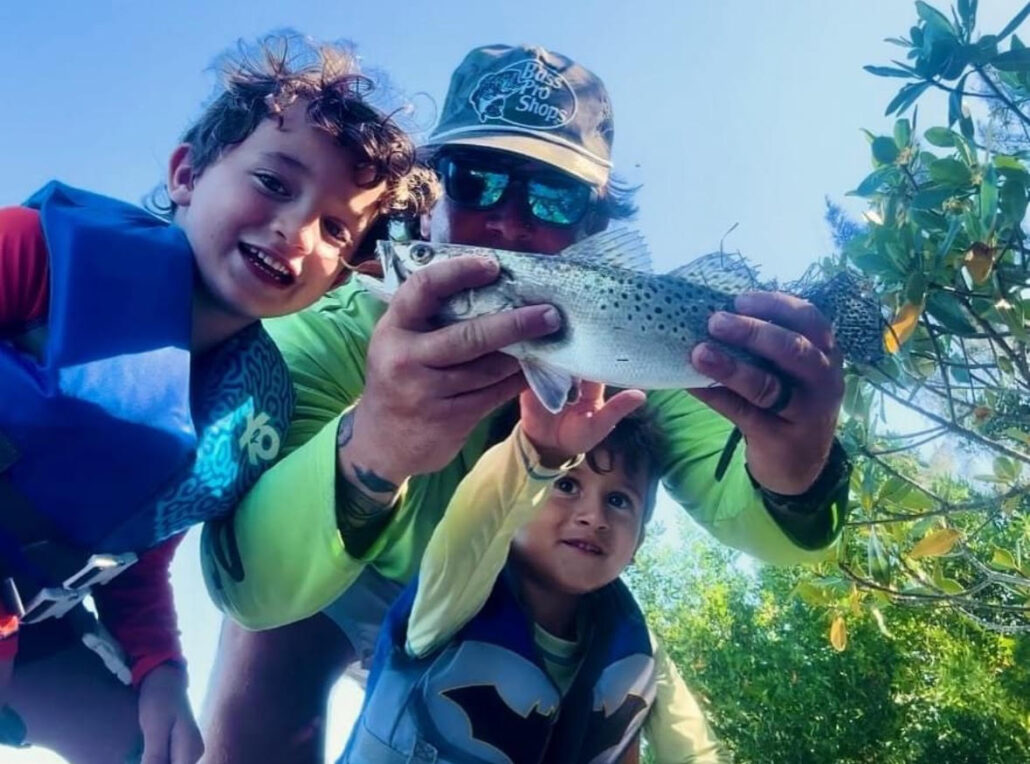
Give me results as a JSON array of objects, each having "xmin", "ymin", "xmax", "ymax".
[{"xmin": 437, "ymin": 154, "xmax": 594, "ymax": 227}]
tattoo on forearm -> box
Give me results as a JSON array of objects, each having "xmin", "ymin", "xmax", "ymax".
[
  {"xmin": 337, "ymin": 409, "xmax": 355, "ymax": 449},
  {"xmin": 335, "ymin": 409, "xmax": 399, "ymax": 555},
  {"xmin": 354, "ymin": 465, "xmax": 398, "ymax": 494}
]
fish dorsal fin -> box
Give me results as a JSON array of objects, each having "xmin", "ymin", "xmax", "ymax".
[
  {"xmin": 666, "ymin": 251, "xmax": 764, "ymax": 294},
  {"xmin": 561, "ymin": 228, "xmax": 652, "ymax": 272}
]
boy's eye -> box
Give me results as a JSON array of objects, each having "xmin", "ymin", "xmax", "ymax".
[
  {"xmin": 553, "ymin": 476, "xmax": 579, "ymax": 495},
  {"xmin": 607, "ymin": 492, "xmax": 634, "ymax": 512},
  {"xmin": 255, "ymin": 172, "xmax": 289, "ymax": 196},
  {"xmin": 323, "ymin": 218, "xmax": 351, "ymax": 245}
]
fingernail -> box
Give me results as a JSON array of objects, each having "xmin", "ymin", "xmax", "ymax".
[
  {"xmin": 709, "ymin": 312, "xmax": 733, "ymax": 334},
  {"xmin": 542, "ymin": 307, "xmax": 561, "ymax": 329},
  {"xmin": 697, "ymin": 343, "xmax": 719, "ymax": 365},
  {"xmin": 478, "ymin": 256, "xmax": 499, "ymax": 273},
  {"xmin": 735, "ymin": 293, "xmax": 758, "ymax": 312}
]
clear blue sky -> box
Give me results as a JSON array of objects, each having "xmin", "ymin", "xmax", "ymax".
[{"xmin": 1, "ymin": 2, "xmax": 1022, "ymax": 761}]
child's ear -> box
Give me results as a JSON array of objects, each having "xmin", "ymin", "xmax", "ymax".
[
  {"xmin": 167, "ymin": 144, "xmax": 196, "ymax": 207},
  {"xmin": 419, "ymin": 212, "xmax": 432, "ymax": 240}
]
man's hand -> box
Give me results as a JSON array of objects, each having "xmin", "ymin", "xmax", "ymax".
[
  {"xmin": 520, "ymin": 382, "xmax": 646, "ymax": 468},
  {"xmin": 689, "ymin": 291, "xmax": 845, "ymax": 495},
  {"xmin": 138, "ymin": 663, "xmax": 203, "ymax": 764},
  {"xmin": 341, "ymin": 255, "xmax": 562, "ymax": 495}
]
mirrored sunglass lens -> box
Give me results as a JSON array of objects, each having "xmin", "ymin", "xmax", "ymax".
[
  {"xmin": 445, "ymin": 161, "xmax": 509, "ymax": 208},
  {"xmin": 527, "ymin": 180, "xmax": 590, "ymax": 225}
]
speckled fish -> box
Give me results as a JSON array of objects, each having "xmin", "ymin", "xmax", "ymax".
[{"xmin": 358, "ymin": 229, "xmax": 884, "ymax": 413}]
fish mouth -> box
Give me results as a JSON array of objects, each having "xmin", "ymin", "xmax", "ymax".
[{"xmin": 560, "ymin": 539, "xmax": 605, "ymax": 556}]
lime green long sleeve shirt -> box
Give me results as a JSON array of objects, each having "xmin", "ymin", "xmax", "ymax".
[{"xmin": 201, "ymin": 281, "xmax": 841, "ymax": 630}]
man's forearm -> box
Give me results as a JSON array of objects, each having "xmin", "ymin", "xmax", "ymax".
[{"xmin": 335, "ymin": 408, "xmax": 403, "ymax": 556}]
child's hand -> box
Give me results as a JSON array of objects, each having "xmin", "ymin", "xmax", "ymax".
[
  {"xmin": 520, "ymin": 381, "xmax": 646, "ymax": 468},
  {"xmin": 137, "ymin": 663, "xmax": 204, "ymax": 764}
]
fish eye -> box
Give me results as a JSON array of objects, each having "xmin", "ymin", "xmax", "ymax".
[{"xmin": 409, "ymin": 243, "xmax": 435, "ymax": 264}]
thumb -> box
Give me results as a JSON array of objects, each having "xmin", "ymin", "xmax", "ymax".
[
  {"xmin": 139, "ymin": 716, "xmax": 171, "ymax": 764},
  {"xmin": 169, "ymin": 714, "xmax": 205, "ymax": 764},
  {"xmin": 588, "ymin": 389, "xmax": 647, "ymax": 442}
]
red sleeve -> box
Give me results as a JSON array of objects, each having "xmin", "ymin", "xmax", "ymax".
[
  {"xmin": 92, "ymin": 534, "xmax": 188, "ymax": 687},
  {"xmin": 0, "ymin": 206, "xmax": 50, "ymax": 331}
]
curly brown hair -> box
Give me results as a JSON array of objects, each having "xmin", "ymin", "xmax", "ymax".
[{"xmin": 157, "ymin": 31, "xmax": 439, "ymax": 256}]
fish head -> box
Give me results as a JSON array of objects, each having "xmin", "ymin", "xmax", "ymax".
[{"xmin": 355, "ymin": 240, "xmax": 504, "ymax": 300}]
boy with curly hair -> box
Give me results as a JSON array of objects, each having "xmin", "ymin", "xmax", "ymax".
[{"xmin": 0, "ymin": 31, "xmax": 436, "ymax": 763}]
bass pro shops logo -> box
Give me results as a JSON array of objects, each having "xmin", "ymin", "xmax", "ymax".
[{"xmin": 469, "ymin": 58, "xmax": 577, "ymax": 130}]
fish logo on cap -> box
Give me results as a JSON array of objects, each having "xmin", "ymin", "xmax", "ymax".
[{"xmin": 469, "ymin": 56, "xmax": 578, "ymax": 130}]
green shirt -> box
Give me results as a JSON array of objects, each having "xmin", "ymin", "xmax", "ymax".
[{"xmin": 201, "ymin": 280, "xmax": 842, "ymax": 630}]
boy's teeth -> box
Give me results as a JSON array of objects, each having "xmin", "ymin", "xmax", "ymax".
[{"xmin": 244, "ymin": 245, "xmax": 291, "ymax": 277}]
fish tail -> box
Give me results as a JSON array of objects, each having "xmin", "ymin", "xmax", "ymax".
[{"xmin": 797, "ymin": 271, "xmax": 886, "ymax": 364}]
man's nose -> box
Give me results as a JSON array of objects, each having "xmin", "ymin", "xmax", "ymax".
[{"xmin": 483, "ymin": 188, "xmax": 534, "ymax": 246}]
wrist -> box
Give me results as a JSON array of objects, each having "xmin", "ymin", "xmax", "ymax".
[{"xmin": 336, "ymin": 405, "xmax": 406, "ymax": 499}]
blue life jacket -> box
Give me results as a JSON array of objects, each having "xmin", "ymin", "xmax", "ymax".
[
  {"xmin": 341, "ymin": 569, "xmax": 656, "ymax": 764},
  {"xmin": 0, "ymin": 182, "xmax": 294, "ymax": 560}
]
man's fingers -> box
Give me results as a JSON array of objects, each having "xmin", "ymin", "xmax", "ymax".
[
  {"xmin": 688, "ymin": 385, "xmax": 778, "ymax": 435},
  {"xmin": 430, "ymin": 353, "xmax": 523, "ymax": 396},
  {"xmin": 734, "ymin": 292, "xmax": 836, "ymax": 354},
  {"xmin": 383, "ymin": 256, "xmax": 500, "ymax": 329},
  {"xmin": 417, "ymin": 306, "xmax": 561, "ymax": 367},
  {"xmin": 706, "ymin": 313, "xmax": 835, "ymax": 387},
  {"xmin": 692, "ymin": 343, "xmax": 787, "ymax": 412},
  {"xmin": 444, "ymin": 373, "xmax": 528, "ymax": 423}
]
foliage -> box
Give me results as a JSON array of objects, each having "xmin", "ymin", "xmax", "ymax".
[
  {"xmin": 817, "ymin": 0, "xmax": 1030, "ymax": 633},
  {"xmin": 626, "ymin": 524, "xmax": 1030, "ymax": 764}
]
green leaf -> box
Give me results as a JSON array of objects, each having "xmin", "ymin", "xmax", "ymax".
[
  {"xmin": 991, "ymin": 546, "xmax": 1019, "ymax": 571},
  {"xmin": 924, "ymin": 126, "xmax": 958, "ymax": 146},
  {"xmin": 864, "ymin": 65, "xmax": 916, "ymax": 78},
  {"xmin": 929, "ymin": 157, "xmax": 972, "ymax": 186},
  {"xmin": 1000, "ymin": 176, "xmax": 1029, "ymax": 224},
  {"xmin": 916, "ymin": 1, "xmax": 957, "ymax": 35},
  {"xmin": 959, "ymin": 113, "xmax": 975, "ymax": 141},
  {"xmin": 948, "ymin": 73, "xmax": 969, "ymax": 127},
  {"xmin": 850, "ymin": 166, "xmax": 896, "ymax": 197},
  {"xmin": 905, "ymin": 272, "xmax": 928, "ymax": 303},
  {"xmin": 867, "ymin": 527, "xmax": 892, "ymax": 586},
  {"xmin": 980, "ymin": 163, "xmax": 999, "ymax": 232},
  {"xmin": 911, "ymin": 186, "xmax": 955, "ymax": 210},
  {"xmin": 894, "ymin": 118, "xmax": 911, "ymax": 147},
  {"xmin": 994, "ymin": 154, "xmax": 1028, "ymax": 173},
  {"xmin": 872, "ymin": 136, "xmax": 900, "ymax": 164},
  {"xmin": 957, "ymin": 0, "xmax": 977, "ymax": 35},
  {"xmin": 885, "ymin": 81, "xmax": 932, "ymax": 116},
  {"xmin": 993, "ymin": 455, "xmax": 1020, "ymax": 483},
  {"xmin": 992, "ymin": 48, "xmax": 1030, "ymax": 71},
  {"xmin": 998, "ymin": 3, "xmax": 1030, "ymax": 43},
  {"xmin": 926, "ymin": 292, "xmax": 977, "ymax": 335}
]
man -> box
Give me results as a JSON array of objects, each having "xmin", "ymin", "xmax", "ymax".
[{"xmin": 199, "ymin": 44, "xmax": 851, "ymax": 763}]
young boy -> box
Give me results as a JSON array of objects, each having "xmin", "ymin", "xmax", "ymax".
[
  {"xmin": 0, "ymin": 32, "xmax": 436, "ymax": 762},
  {"xmin": 341, "ymin": 383, "xmax": 728, "ymax": 764}
]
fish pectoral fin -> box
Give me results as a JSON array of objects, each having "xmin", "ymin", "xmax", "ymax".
[{"xmin": 520, "ymin": 359, "xmax": 574, "ymax": 414}]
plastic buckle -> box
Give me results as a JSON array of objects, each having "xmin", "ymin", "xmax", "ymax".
[{"xmin": 19, "ymin": 552, "xmax": 137, "ymax": 624}]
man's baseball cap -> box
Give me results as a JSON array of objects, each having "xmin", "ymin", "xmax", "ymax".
[{"xmin": 425, "ymin": 44, "xmax": 615, "ymax": 187}]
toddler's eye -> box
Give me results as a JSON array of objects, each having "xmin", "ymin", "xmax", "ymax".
[
  {"xmin": 607, "ymin": 492, "xmax": 634, "ymax": 512},
  {"xmin": 553, "ymin": 476, "xmax": 579, "ymax": 495}
]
